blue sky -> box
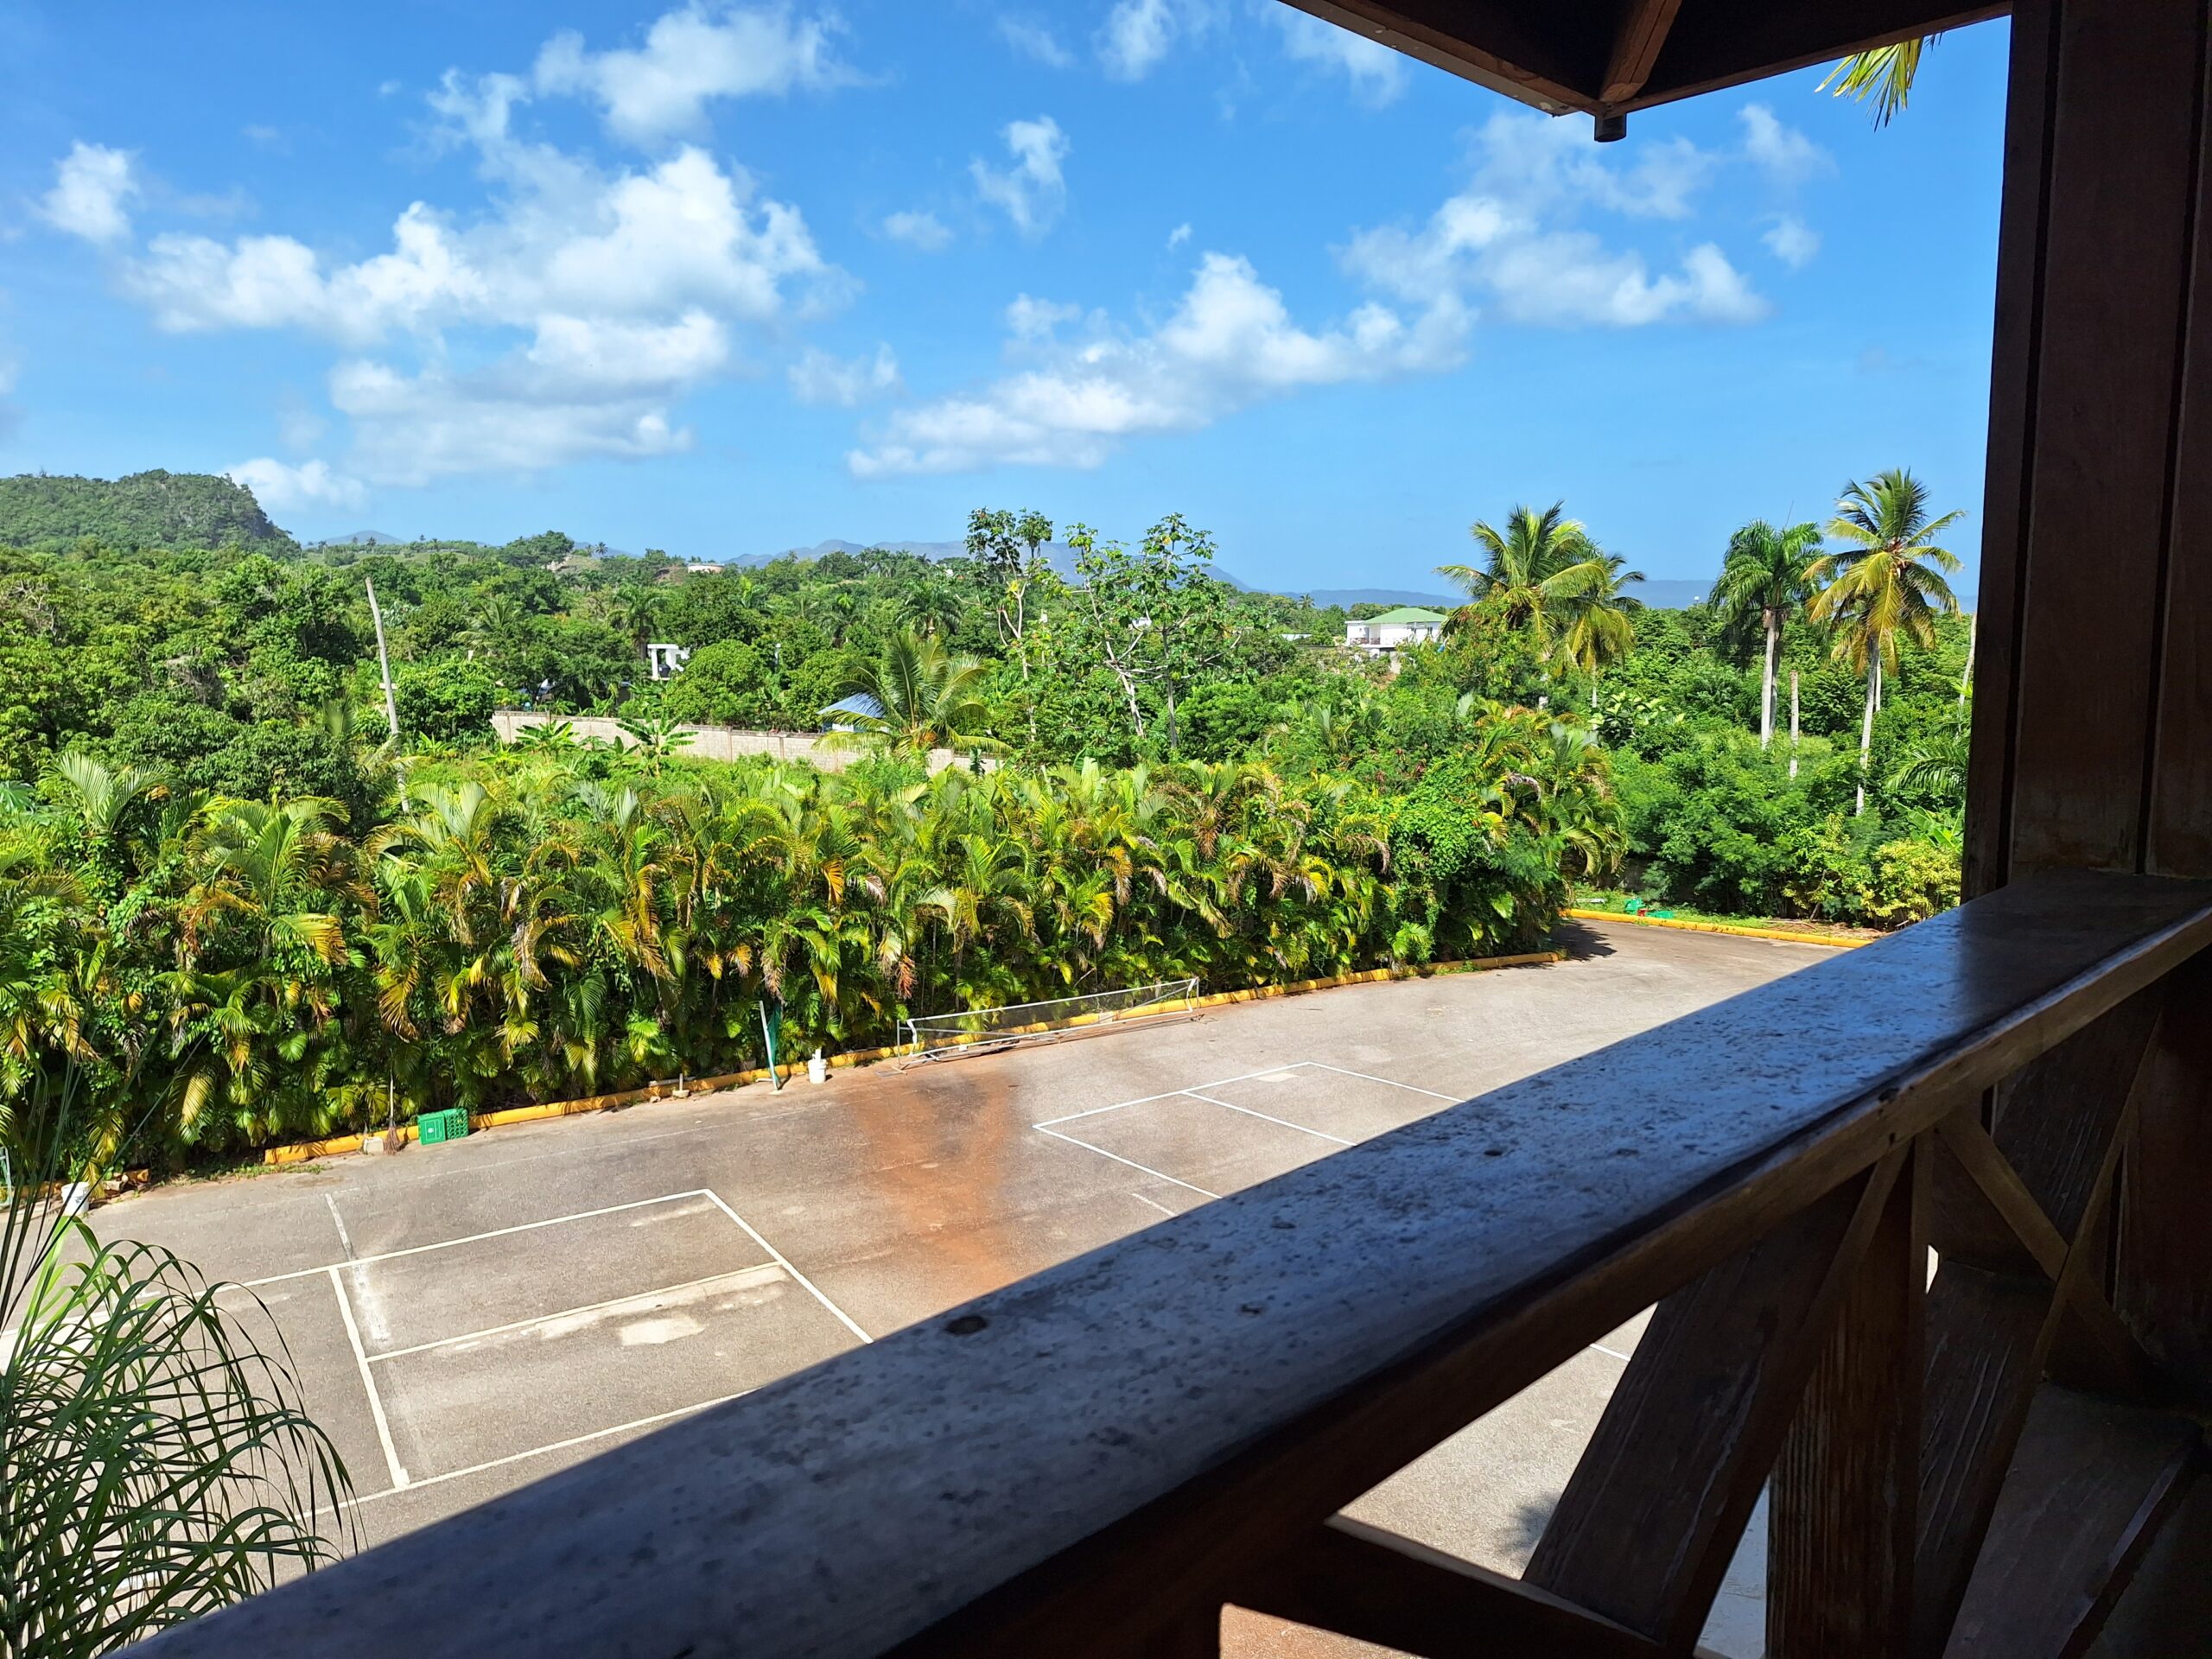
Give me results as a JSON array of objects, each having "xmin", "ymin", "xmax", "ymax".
[{"xmin": 2, "ymin": 3, "xmax": 2008, "ymax": 591}]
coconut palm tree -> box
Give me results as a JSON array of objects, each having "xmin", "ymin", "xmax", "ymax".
[
  {"xmin": 838, "ymin": 629, "xmax": 1004, "ymax": 760},
  {"xmin": 1554, "ymin": 552, "xmax": 1647, "ymax": 695},
  {"xmin": 1821, "ymin": 35, "xmax": 1940, "ymax": 125},
  {"xmin": 894, "ymin": 575, "xmax": 968, "ymax": 640},
  {"xmin": 1709, "ymin": 519, "xmax": 1824, "ymax": 749},
  {"xmin": 1809, "ymin": 469, "xmax": 1964, "ymax": 814},
  {"xmin": 1437, "ymin": 503, "xmax": 1611, "ymax": 661}
]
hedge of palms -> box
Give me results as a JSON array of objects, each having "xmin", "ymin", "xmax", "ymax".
[{"xmin": 0, "ymin": 702, "xmax": 1618, "ymax": 1161}]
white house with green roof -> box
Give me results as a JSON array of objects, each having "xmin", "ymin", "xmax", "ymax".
[{"xmin": 1343, "ymin": 606, "xmax": 1447, "ymax": 653}]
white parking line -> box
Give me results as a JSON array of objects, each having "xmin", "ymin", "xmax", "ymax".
[
  {"xmin": 1128, "ymin": 1191, "xmax": 1179, "ymax": 1217},
  {"xmin": 1035, "ymin": 1126, "xmax": 1221, "ymax": 1200},
  {"xmin": 364, "ymin": 1263, "xmax": 789, "ymax": 1363},
  {"xmin": 1301, "ymin": 1060, "xmax": 1460, "ymax": 1103},
  {"xmin": 1032, "ymin": 1063, "xmax": 1313, "ymax": 1128},
  {"xmin": 324, "ymin": 1193, "xmax": 355, "ymax": 1259},
  {"xmin": 327, "ymin": 1267, "xmax": 408, "ymax": 1491},
  {"xmin": 1183, "ymin": 1090, "xmax": 1353, "ymax": 1146},
  {"xmin": 697, "ymin": 1190, "xmax": 873, "ymax": 1344},
  {"xmin": 242, "ymin": 1191, "xmax": 713, "ymax": 1288},
  {"xmin": 334, "ymin": 1388, "xmax": 753, "ymax": 1512}
]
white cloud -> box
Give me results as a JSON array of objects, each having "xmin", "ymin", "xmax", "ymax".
[
  {"xmin": 532, "ymin": 3, "xmax": 849, "ymax": 145},
  {"xmin": 1467, "ymin": 111, "xmax": 1714, "ymax": 220},
  {"xmin": 971, "ymin": 116, "xmax": 1070, "ymax": 237},
  {"xmin": 1097, "ymin": 0, "xmax": 1211, "ymax": 80},
  {"xmin": 106, "ymin": 38, "xmax": 842, "ymax": 489},
  {"xmin": 1340, "ymin": 111, "xmax": 1765, "ymax": 327},
  {"xmin": 227, "ymin": 457, "xmax": 366, "ymax": 512},
  {"xmin": 788, "ymin": 343, "xmax": 900, "ymax": 406},
  {"xmin": 1764, "ymin": 213, "xmax": 1821, "ymax": 269},
  {"xmin": 849, "ymin": 252, "xmax": 1464, "ymax": 475},
  {"xmin": 330, "ymin": 349, "xmax": 695, "ymax": 487},
  {"xmin": 126, "ymin": 146, "xmax": 830, "ymax": 344},
  {"xmin": 882, "ymin": 208, "xmax": 952, "ymax": 251},
  {"xmin": 1272, "ymin": 12, "xmax": 1406, "ymax": 106},
  {"xmin": 1006, "ymin": 294, "xmax": 1082, "ymax": 338},
  {"xmin": 40, "ymin": 143, "xmax": 139, "ymax": 244},
  {"xmin": 1166, "ymin": 222, "xmax": 1192, "ymax": 249},
  {"xmin": 998, "ymin": 16, "xmax": 1073, "ymax": 67},
  {"xmin": 1739, "ymin": 104, "xmax": 1831, "ymax": 185}
]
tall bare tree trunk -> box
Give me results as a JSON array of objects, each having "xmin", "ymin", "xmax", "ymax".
[
  {"xmin": 1855, "ymin": 657, "xmax": 1879, "ymax": 816},
  {"xmin": 1761, "ymin": 610, "xmax": 1779, "ymax": 748},
  {"xmin": 1789, "ymin": 671, "xmax": 1802, "ymax": 780},
  {"xmin": 365, "ymin": 577, "xmax": 400, "ymax": 744}
]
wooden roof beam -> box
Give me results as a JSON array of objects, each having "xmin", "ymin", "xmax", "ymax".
[
  {"xmin": 1600, "ymin": 0, "xmax": 1686, "ymax": 106},
  {"xmin": 1273, "ymin": 1, "xmax": 1599, "ymax": 116}
]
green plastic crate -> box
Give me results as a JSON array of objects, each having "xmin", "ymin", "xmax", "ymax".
[{"xmin": 417, "ymin": 1109, "xmax": 469, "ymax": 1146}]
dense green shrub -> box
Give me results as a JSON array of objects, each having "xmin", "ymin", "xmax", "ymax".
[
  {"xmin": 0, "ymin": 700, "xmax": 1616, "ymax": 1161},
  {"xmin": 395, "ymin": 661, "xmax": 496, "ymax": 744}
]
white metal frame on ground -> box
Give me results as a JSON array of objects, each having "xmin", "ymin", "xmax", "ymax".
[
  {"xmin": 899, "ymin": 976, "xmax": 1200, "ymax": 1057},
  {"xmin": 245, "ymin": 1187, "xmax": 868, "ymax": 1500}
]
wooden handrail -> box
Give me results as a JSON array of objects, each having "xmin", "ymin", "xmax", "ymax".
[{"xmin": 132, "ymin": 871, "xmax": 2212, "ymax": 1659}]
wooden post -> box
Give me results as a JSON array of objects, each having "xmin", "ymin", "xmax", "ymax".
[
  {"xmin": 2117, "ymin": 953, "xmax": 2212, "ymax": 1403},
  {"xmin": 1966, "ymin": 0, "xmax": 2210, "ymax": 893},
  {"xmin": 1769, "ymin": 1142, "xmax": 1924, "ymax": 1658}
]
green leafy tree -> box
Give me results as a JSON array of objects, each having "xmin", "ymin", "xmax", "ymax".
[
  {"xmin": 1062, "ymin": 514, "xmax": 1240, "ymax": 753},
  {"xmin": 395, "ymin": 660, "xmax": 497, "ymax": 745},
  {"xmin": 660, "ymin": 639, "xmax": 774, "ymax": 727}
]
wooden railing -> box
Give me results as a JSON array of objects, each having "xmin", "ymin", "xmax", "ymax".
[{"xmin": 137, "ymin": 870, "xmax": 2212, "ymax": 1659}]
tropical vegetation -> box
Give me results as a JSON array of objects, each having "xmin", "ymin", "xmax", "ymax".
[
  {"xmin": 1, "ymin": 1076, "xmax": 353, "ymax": 1654},
  {"xmin": 0, "ymin": 467, "xmax": 1977, "ymax": 1164}
]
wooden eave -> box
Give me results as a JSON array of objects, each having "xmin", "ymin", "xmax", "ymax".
[{"xmin": 1277, "ymin": 0, "xmax": 2012, "ymax": 117}]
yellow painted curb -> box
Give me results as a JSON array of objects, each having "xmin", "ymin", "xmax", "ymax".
[
  {"xmin": 1563, "ymin": 908, "xmax": 1868, "ymax": 950},
  {"xmin": 1189, "ymin": 950, "xmax": 1563, "ymax": 1011},
  {"xmin": 259, "ymin": 949, "xmax": 1565, "ymax": 1166}
]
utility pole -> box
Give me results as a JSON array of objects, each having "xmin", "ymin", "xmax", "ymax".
[{"xmin": 365, "ymin": 577, "xmax": 401, "ymax": 745}]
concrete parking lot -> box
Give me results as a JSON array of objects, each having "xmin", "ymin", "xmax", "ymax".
[{"xmin": 100, "ymin": 919, "xmax": 1835, "ymax": 1654}]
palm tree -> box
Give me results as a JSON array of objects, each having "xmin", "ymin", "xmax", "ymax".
[
  {"xmin": 2, "ymin": 1072, "xmax": 353, "ymax": 1656},
  {"xmin": 608, "ymin": 586, "xmax": 661, "ymax": 653},
  {"xmin": 1554, "ymin": 551, "xmax": 1646, "ymax": 695},
  {"xmin": 1891, "ymin": 729, "xmax": 1969, "ymax": 803},
  {"xmin": 1821, "ymin": 35, "xmax": 1939, "ymax": 125},
  {"xmin": 1808, "ymin": 469, "xmax": 1965, "ymax": 814},
  {"xmin": 614, "ymin": 714, "xmax": 696, "ymax": 773},
  {"xmin": 838, "ymin": 629, "xmax": 1004, "ymax": 760},
  {"xmin": 1437, "ymin": 503, "xmax": 1611, "ymax": 660},
  {"xmin": 894, "ymin": 575, "xmax": 967, "ymax": 640},
  {"xmin": 1709, "ymin": 520, "xmax": 1823, "ymax": 749}
]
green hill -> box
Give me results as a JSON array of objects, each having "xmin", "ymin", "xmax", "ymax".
[{"xmin": 0, "ymin": 470, "xmax": 294, "ymax": 550}]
